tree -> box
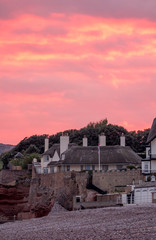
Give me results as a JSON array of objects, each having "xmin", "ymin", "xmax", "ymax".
[{"xmin": 25, "ymin": 144, "xmax": 40, "ymax": 154}]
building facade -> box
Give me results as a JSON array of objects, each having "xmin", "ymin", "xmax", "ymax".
[
  {"xmin": 40, "ymin": 134, "xmax": 141, "ymax": 174},
  {"xmin": 142, "ymin": 118, "xmax": 156, "ymax": 174}
]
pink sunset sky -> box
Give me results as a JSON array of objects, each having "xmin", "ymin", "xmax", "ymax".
[{"xmin": 0, "ymin": 0, "xmax": 156, "ymax": 144}]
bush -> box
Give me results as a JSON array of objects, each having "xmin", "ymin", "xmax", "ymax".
[
  {"xmin": 25, "ymin": 144, "xmax": 40, "ymax": 154},
  {"xmin": 0, "ymin": 161, "xmax": 3, "ymax": 170},
  {"xmin": 127, "ymin": 165, "xmax": 136, "ymax": 170},
  {"xmin": 147, "ymin": 176, "xmax": 151, "ymax": 182},
  {"xmin": 10, "ymin": 153, "xmax": 40, "ymax": 169}
]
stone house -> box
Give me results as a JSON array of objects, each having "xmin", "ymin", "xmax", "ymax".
[{"xmin": 40, "ymin": 134, "xmax": 141, "ymax": 174}]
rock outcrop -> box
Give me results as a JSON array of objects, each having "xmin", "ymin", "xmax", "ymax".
[
  {"xmin": 0, "ymin": 170, "xmax": 55, "ymax": 222},
  {"xmin": 0, "ymin": 184, "xmax": 30, "ymax": 222},
  {"xmin": 0, "ymin": 170, "xmax": 89, "ymax": 222}
]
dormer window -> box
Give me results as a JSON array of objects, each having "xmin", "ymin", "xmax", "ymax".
[{"xmin": 62, "ymin": 154, "xmax": 65, "ymax": 160}]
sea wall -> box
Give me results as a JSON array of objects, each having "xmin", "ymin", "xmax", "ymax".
[
  {"xmin": 31, "ymin": 171, "xmax": 88, "ymax": 210},
  {"xmin": 0, "ymin": 168, "xmax": 145, "ymax": 222},
  {"xmin": 93, "ymin": 169, "xmax": 144, "ymax": 192}
]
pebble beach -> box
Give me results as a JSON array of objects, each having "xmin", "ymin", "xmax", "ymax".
[{"xmin": 1, "ymin": 204, "xmax": 156, "ymax": 240}]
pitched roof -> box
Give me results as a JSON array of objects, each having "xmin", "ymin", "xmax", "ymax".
[
  {"xmin": 147, "ymin": 118, "xmax": 156, "ymax": 144},
  {"xmin": 14, "ymin": 152, "xmax": 24, "ymax": 158},
  {"xmin": 62, "ymin": 146, "xmax": 141, "ymax": 165},
  {"xmin": 48, "ymin": 160, "xmax": 63, "ymax": 167},
  {"xmin": 43, "ymin": 143, "xmax": 77, "ymax": 158},
  {"xmin": 43, "ymin": 144, "xmax": 60, "ymax": 157}
]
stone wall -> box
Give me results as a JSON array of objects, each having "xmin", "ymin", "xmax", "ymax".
[
  {"xmin": 93, "ymin": 169, "xmax": 144, "ymax": 193},
  {"xmin": 0, "ymin": 169, "xmax": 146, "ymax": 221},
  {"xmin": 32, "ymin": 171, "xmax": 89, "ymax": 210},
  {"xmin": 0, "ymin": 170, "xmax": 31, "ymax": 185}
]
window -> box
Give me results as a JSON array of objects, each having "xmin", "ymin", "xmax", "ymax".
[
  {"xmin": 50, "ymin": 166, "xmax": 54, "ymax": 173},
  {"xmin": 62, "ymin": 154, "xmax": 65, "ymax": 160},
  {"xmin": 102, "ymin": 165, "xmax": 108, "ymax": 171},
  {"xmin": 154, "ymin": 193, "xmax": 156, "ymax": 200},
  {"xmin": 44, "ymin": 155, "xmax": 49, "ymax": 162},
  {"xmin": 67, "ymin": 165, "xmax": 70, "ymax": 171},
  {"xmin": 81, "ymin": 165, "xmax": 83, "ymax": 171},
  {"xmin": 76, "ymin": 196, "xmax": 81, "ymax": 203},
  {"xmin": 144, "ymin": 164, "xmax": 149, "ymax": 173},
  {"xmin": 92, "ymin": 165, "xmax": 95, "ymax": 170},
  {"xmin": 85, "ymin": 165, "xmax": 90, "ymax": 170},
  {"xmin": 43, "ymin": 168, "xmax": 48, "ymax": 174}
]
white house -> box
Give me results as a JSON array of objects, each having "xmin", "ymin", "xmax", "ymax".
[
  {"xmin": 40, "ymin": 134, "xmax": 141, "ymax": 174},
  {"xmin": 134, "ymin": 183, "xmax": 156, "ymax": 204},
  {"xmin": 121, "ymin": 181, "xmax": 156, "ymax": 205},
  {"xmin": 142, "ymin": 118, "xmax": 156, "ymax": 174}
]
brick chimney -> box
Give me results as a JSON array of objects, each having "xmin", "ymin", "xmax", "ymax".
[
  {"xmin": 60, "ymin": 133, "xmax": 69, "ymax": 155},
  {"xmin": 44, "ymin": 136, "xmax": 49, "ymax": 152},
  {"xmin": 83, "ymin": 135, "xmax": 88, "ymax": 147},
  {"xmin": 120, "ymin": 134, "xmax": 125, "ymax": 147},
  {"xmin": 99, "ymin": 133, "xmax": 106, "ymax": 146}
]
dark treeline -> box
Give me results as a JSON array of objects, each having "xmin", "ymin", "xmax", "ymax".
[{"xmin": 0, "ymin": 119, "xmax": 150, "ymax": 167}]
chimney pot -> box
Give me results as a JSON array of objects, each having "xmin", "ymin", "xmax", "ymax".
[
  {"xmin": 83, "ymin": 136, "xmax": 88, "ymax": 147},
  {"xmin": 99, "ymin": 134, "xmax": 106, "ymax": 146},
  {"xmin": 44, "ymin": 137, "xmax": 49, "ymax": 152},
  {"xmin": 120, "ymin": 134, "xmax": 125, "ymax": 147},
  {"xmin": 60, "ymin": 135, "xmax": 69, "ymax": 155}
]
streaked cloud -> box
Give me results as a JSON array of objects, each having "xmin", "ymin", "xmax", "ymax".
[{"xmin": 0, "ymin": 1, "xmax": 156, "ymax": 144}]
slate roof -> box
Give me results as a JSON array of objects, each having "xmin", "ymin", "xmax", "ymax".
[
  {"xmin": 147, "ymin": 118, "xmax": 156, "ymax": 144},
  {"xmin": 62, "ymin": 146, "xmax": 141, "ymax": 165}
]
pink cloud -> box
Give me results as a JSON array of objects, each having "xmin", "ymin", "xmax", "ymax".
[
  {"xmin": 0, "ymin": 8, "xmax": 156, "ymax": 144},
  {"xmin": 0, "ymin": 0, "xmax": 156, "ymax": 21}
]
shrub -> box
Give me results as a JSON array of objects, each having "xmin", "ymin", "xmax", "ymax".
[
  {"xmin": 10, "ymin": 153, "xmax": 40, "ymax": 169},
  {"xmin": 127, "ymin": 165, "xmax": 136, "ymax": 170}
]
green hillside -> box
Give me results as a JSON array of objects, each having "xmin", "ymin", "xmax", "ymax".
[{"xmin": 0, "ymin": 119, "xmax": 150, "ymax": 168}]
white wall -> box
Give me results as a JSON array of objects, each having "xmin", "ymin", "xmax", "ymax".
[
  {"xmin": 41, "ymin": 151, "xmax": 60, "ymax": 174},
  {"xmin": 83, "ymin": 137, "xmax": 88, "ymax": 147},
  {"xmin": 122, "ymin": 194, "xmax": 127, "ymax": 204},
  {"xmin": 108, "ymin": 165, "xmax": 116, "ymax": 170},
  {"xmin": 151, "ymin": 160, "xmax": 156, "ymax": 173},
  {"xmin": 146, "ymin": 147, "xmax": 150, "ymax": 159},
  {"xmin": 134, "ymin": 187, "xmax": 156, "ymax": 204},
  {"xmin": 53, "ymin": 150, "xmax": 60, "ymax": 162},
  {"xmin": 99, "ymin": 135, "xmax": 106, "ymax": 146},
  {"xmin": 60, "ymin": 135, "xmax": 69, "ymax": 155},
  {"xmin": 141, "ymin": 161, "xmax": 150, "ymax": 174},
  {"xmin": 151, "ymin": 138, "xmax": 156, "ymax": 156},
  {"xmin": 120, "ymin": 136, "xmax": 125, "ymax": 147},
  {"xmin": 41, "ymin": 155, "xmax": 52, "ymax": 173},
  {"xmin": 44, "ymin": 138, "xmax": 49, "ymax": 152},
  {"xmin": 69, "ymin": 165, "xmax": 81, "ymax": 171},
  {"xmin": 35, "ymin": 166, "xmax": 41, "ymax": 174}
]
